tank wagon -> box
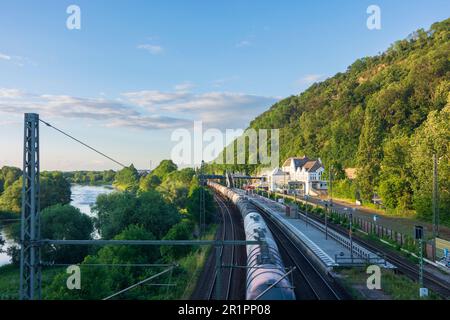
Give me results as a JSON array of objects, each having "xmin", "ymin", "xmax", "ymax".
[{"xmin": 208, "ymin": 181, "xmax": 296, "ymax": 300}]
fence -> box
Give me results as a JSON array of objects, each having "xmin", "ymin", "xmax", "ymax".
[{"xmin": 328, "ymin": 209, "xmax": 417, "ymax": 247}]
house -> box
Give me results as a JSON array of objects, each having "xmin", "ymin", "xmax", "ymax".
[
  {"xmin": 266, "ymin": 167, "xmax": 287, "ymax": 191},
  {"xmin": 281, "ymin": 156, "xmax": 328, "ymax": 196},
  {"xmin": 259, "ymin": 155, "xmax": 328, "ymax": 195}
]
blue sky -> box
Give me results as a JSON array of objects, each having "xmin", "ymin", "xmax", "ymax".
[{"xmin": 0, "ymin": 0, "xmax": 449, "ymax": 170}]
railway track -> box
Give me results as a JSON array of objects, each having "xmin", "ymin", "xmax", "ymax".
[
  {"xmin": 207, "ymin": 194, "xmax": 236, "ymax": 300},
  {"xmin": 190, "ymin": 193, "xmax": 245, "ymax": 300},
  {"xmin": 259, "ymin": 208, "xmax": 349, "ymax": 300},
  {"xmin": 299, "ymin": 207, "xmax": 450, "ymax": 299}
]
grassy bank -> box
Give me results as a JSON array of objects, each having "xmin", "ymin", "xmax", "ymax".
[
  {"xmin": 0, "ymin": 264, "xmax": 66, "ymax": 300},
  {"xmin": 337, "ymin": 267, "xmax": 440, "ymax": 300}
]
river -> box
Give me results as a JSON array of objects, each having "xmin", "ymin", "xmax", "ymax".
[{"xmin": 0, "ymin": 184, "xmax": 114, "ymax": 266}]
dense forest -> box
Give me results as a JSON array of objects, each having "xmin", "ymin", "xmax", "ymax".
[{"xmin": 208, "ymin": 18, "xmax": 450, "ymax": 224}]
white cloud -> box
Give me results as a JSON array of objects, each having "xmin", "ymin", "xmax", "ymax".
[
  {"xmin": 121, "ymin": 90, "xmax": 277, "ymax": 128},
  {"xmin": 122, "ymin": 90, "xmax": 190, "ymax": 108},
  {"xmin": 211, "ymin": 76, "xmax": 239, "ymax": 88},
  {"xmin": 236, "ymin": 40, "xmax": 251, "ymax": 48},
  {"xmin": 0, "ymin": 86, "xmax": 277, "ymax": 131},
  {"xmin": 297, "ymin": 74, "xmax": 323, "ymax": 85},
  {"xmin": 0, "ymin": 53, "xmax": 11, "ymax": 60},
  {"xmin": 106, "ymin": 115, "xmax": 191, "ymax": 130},
  {"xmin": 174, "ymin": 82, "xmax": 195, "ymax": 92},
  {"xmin": 0, "ymin": 88, "xmax": 26, "ymax": 98},
  {"xmin": 137, "ymin": 44, "xmax": 164, "ymax": 55},
  {"xmin": 0, "ymin": 88, "xmax": 189, "ymax": 130},
  {"xmin": 0, "ymin": 53, "xmax": 34, "ymax": 67}
]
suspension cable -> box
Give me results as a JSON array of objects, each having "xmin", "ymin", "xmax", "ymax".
[{"xmin": 39, "ymin": 119, "xmax": 127, "ymax": 168}]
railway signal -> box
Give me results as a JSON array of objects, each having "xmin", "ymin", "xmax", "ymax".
[{"xmin": 414, "ymin": 225, "xmax": 428, "ymax": 298}]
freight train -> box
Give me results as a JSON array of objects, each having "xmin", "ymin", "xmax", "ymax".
[{"xmin": 208, "ymin": 181, "xmax": 296, "ymax": 300}]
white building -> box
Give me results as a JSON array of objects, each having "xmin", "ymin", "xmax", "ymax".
[
  {"xmin": 281, "ymin": 156, "xmax": 327, "ymax": 195},
  {"xmin": 261, "ymin": 156, "xmax": 328, "ymax": 195},
  {"xmin": 265, "ymin": 167, "xmax": 287, "ymax": 192}
]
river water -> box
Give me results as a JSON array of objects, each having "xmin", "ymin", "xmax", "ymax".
[{"xmin": 0, "ymin": 184, "xmax": 114, "ymax": 266}]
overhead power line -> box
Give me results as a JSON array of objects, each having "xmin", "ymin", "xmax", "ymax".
[{"xmin": 39, "ymin": 119, "xmax": 127, "ymax": 168}]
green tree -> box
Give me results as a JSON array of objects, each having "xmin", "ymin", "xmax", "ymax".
[
  {"xmin": 0, "ymin": 166, "xmax": 22, "ymax": 194},
  {"xmin": 46, "ymin": 225, "xmax": 159, "ymax": 300},
  {"xmin": 151, "ymin": 160, "xmax": 178, "ymax": 181},
  {"xmin": 40, "ymin": 171, "xmax": 71, "ymax": 210},
  {"xmin": 356, "ymin": 104, "xmax": 383, "ymax": 201},
  {"xmin": 160, "ymin": 219, "xmax": 194, "ymax": 260},
  {"xmin": 410, "ymin": 101, "xmax": 450, "ymax": 222},
  {"xmin": 0, "ymin": 179, "xmax": 22, "ymax": 212},
  {"xmin": 139, "ymin": 174, "xmax": 161, "ymax": 191},
  {"xmin": 156, "ymin": 168, "xmax": 195, "ymax": 209},
  {"xmin": 94, "ymin": 190, "xmax": 180, "ymax": 239},
  {"xmin": 40, "ymin": 204, "xmax": 94, "ymax": 263},
  {"xmin": 114, "ymin": 164, "xmax": 139, "ymax": 191},
  {"xmin": 186, "ymin": 183, "xmax": 215, "ymax": 225},
  {"xmin": 378, "ymin": 135, "xmax": 413, "ymax": 210}
]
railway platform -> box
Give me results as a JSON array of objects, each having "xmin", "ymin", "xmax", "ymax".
[{"xmin": 238, "ymin": 190, "xmax": 393, "ymax": 270}]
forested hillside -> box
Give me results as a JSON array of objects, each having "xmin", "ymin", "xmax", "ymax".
[{"xmin": 210, "ymin": 18, "xmax": 450, "ymax": 223}]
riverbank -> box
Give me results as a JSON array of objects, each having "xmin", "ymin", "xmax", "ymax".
[{"xmin": 0, "ymin": 184, "xmax": 115, "ymax": 267}]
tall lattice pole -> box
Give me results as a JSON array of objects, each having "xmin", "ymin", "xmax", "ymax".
[{"xmin": 19, "ymin": 113, "xmax": 41, "ymax": 300}]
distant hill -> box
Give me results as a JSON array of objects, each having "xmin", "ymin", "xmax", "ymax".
[{"xmin": 210, "ymin": 18, "xmax": 449, "ymax": 221}]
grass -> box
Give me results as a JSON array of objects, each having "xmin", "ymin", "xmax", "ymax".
[
  {"xmin": 0, "ymin": 264, "xmax": 20, "ymax": 300},
  {"xmin": 178, "ymin": 225, "xmax": 217, "ymax": 299},
  {"xmin": 338, "ymin": 267, "xmax": 441, "ymax": 300},
  {"xmin": 0, "ymin": 264, "xmax": 66, "ymax": 300}
]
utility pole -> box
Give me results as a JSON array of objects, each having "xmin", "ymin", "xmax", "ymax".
[
  {"xmin": 20, "ymin": 113, "xmax": 41, "ymax": 300},
  {"xmin": 432, "ymin": 153, "xmax": 439, "ymax": 261}
]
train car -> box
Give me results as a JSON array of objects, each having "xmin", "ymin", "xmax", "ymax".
[{"xmin": 208, "ymin": 182, "xmax": 296, "ymax": 300}]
